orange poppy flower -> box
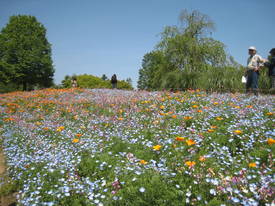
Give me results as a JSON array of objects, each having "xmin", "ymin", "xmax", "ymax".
[
  {"xmin": 140, "ymin": 160, "xmax": 148, "ymax": 165},
  {"xmin": 72, "ymin": 138, "xmax": 79, "ymax": 143},
  {"xmin": 248, "ymin": 162, "xmax": 256, "ymax": 168},
  {"xmin": 234, "ymin": 130, "xmax": 242, "ymax": 135},
  {"xmin": 186, "ymin": 139, "xmax": 196, "ymax": 146},
  {"xmin": 185, "ymin": 161, "xmax": 196, "ymax": 168},
  {"xmin": 175, "ymin": 136, "xmax": 185, "ymax": 141},
  {"xmin": 267, "ymin": 138, "xmax": 275, "ymax": 145},
  {"xmin": 199, "ymin": 156, "xmax": 206, "ymax": 162},
  {"xmin": 184, "ymin": 116, "xmax": 192, "ymax": 120}
]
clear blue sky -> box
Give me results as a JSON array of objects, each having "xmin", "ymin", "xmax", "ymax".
[{"xmin": 1, "ymin": 0, "xmax": 274, "ymax": 87}]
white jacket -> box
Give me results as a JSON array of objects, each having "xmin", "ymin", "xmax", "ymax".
[{"xmin": 247, "ymin": 54, "xmax": 264, "ymax": 70}]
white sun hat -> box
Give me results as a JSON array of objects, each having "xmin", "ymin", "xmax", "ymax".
[{"xmin": 248, "ymin": 46, "xmax": 257, "ymax": 51}]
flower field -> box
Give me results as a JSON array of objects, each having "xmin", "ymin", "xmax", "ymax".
[{"xmin": 0, "ymin": 88, "xmax": 274, "ymax": 206}]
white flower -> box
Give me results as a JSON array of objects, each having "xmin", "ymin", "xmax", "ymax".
[
  {"xmin": 210, "ymin": 189, "xmax": 216, "ymax": 195},
  {"xmin": 139, "ymin": 187, "xmax": 145, "ymax": 193}
]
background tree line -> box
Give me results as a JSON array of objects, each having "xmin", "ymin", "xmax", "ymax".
[
  {"xmin": 61, "ymin": 74, "xmax": 133, "ymax": 90},
  {"xmin": 137, "ymin": 10, "xmax": 270, "ymax": 92}
]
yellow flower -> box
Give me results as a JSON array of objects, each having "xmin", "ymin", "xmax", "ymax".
[
  {"xmin": 213, "ymin": 102, "xmax": 219, "ymax": 105},
  {"xmin": 266, "ymin": 112, "xmax": 273, "ymax": 116},
  {"xmin": 267, "ymin": 138, "xmax": 275, "ymax": 145},
  {"xmin": 72, "ymin": 138, "xmax": 79, "ymax": 143},
  {"xmin": 152, "ymin": 145, "xmax": 162, "ymax": 151},
  {"xmin": 175, "ymin": 136, "xmax": 185, "ymax": 141},
  {"xmin": 56, "ymin": 126, "xmax": 65, "ymax": 132},
  {"xmin": 43, "ymin": 127, "xmax": 49, "ymax": 131},
  {"xmin": 192, "ymin": 105, "xmax": 198, "ymax": 108},
  {"xmin": 248, "ymin": 162, "xmax": 256, "ymax": 168},
  {"xmin": 216, "ymin": 117, "xmax": 223, "ymax": 121},
  {"xmin": 159, "ymin": 105, "xmax": 165, "ymax": 110},
  {"xmin": 207, "ymin": 129, "xmax": 215, "ymax": 133},
  {"xmin": 73, "ymin": 115, "xmax": 79, "ymax": 120},
  {"xmin": 185, "ymin": 161, "xmax": 196, "ymax": 168},
  {"xmin": 117, "ymin": 117, "xmax": 124, "ymax": 121},
  {"xmin": 140, "ymin": 160, "xmax": 148, "ymax": 165},
  {"xmin": 234, "ymin": 130, "xmax": 242, "ymax": 135},
  {"xmin": 186, "ymin": 139, "xmax": 196, "ymax": 146},
  {"xmin": 35, "ymin": 121, "xmax": 42, "ymax": 126}
]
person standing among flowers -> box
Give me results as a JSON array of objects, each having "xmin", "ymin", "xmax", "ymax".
[
  {"xmin": 111, "ymin": 74, "xmax": 118, "ymax": 89},
  {"xmin": 264, "ymin": 48, "xmax": 275, "ymax": 92},
  {"xmin": 71, "ymin": 76, "xmax": 78, "ymax": 88},
  {"xmin": 245, "ymin": 46, "xmax": 266, "ymax": 96}
]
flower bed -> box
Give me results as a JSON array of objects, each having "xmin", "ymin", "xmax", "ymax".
[{"xmin": 0, "ymin": 88, "xmax": 274, "ymax": 206}]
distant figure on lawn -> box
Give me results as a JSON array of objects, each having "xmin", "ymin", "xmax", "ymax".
[
  {"xmin": 71, "ymin": 76, "xmax": 78, "ymax": 88},
  {"xmin": 111, "ymin": 74, "xmax": 118, "ymax": 89},
  {"xmin": 264, "ymin": 48, "xmax": 275, "ymax": 91},
  {"xmin": 245, "ymin": 46, "xmax": 266, "ymax": 96}
]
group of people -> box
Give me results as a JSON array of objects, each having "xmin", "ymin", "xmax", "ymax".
[{"xmin": 246, "ymin": 46, "xmax": 275, "ymax": 96}]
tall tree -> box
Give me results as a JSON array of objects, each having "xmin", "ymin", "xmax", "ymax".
[
  {"xmin": 138, "ymin": 10, "xmax": 237, "ymax": 91},
  {"xmin": 0, "ymin": 15, "xmax": 54, "ymax": 90}
]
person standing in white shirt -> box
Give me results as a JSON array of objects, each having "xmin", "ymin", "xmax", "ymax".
[{"xmin": 246, "ymin": 46, "xmax": 266, "ymax": 96}]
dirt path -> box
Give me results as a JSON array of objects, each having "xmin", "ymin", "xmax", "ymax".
[{"xmin": 0, "ymin": 149, "xmax": 16, "ymax": 206}]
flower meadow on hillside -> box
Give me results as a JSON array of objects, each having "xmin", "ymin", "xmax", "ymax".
[{"xmin": 0, "ymin": 88, "xmax": 274, "ymax": 206}]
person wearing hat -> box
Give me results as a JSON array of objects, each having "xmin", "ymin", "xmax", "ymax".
[
  {"xmin": 264, "ymin": 48, "xmax": 275, "ymax": 91},
  {"xmin": 245, "ymin": 46, "xmax": 266, "ymax": 96}
]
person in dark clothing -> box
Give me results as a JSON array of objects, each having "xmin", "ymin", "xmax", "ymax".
[
  {"xmin": 111, "ymin": 74, "xmax": 118, "ymax": 89},
  {"xmin": 264, "ymin": 48, "xmax": 275, "ymax": 91},
  {"xmin": 71, "ymin": 76, "xmax": 78, "ymax": 88}
]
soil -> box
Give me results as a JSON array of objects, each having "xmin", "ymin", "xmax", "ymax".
[{"xmin": 0, "ymin": 149, "xmax": 17, "ymax": 206}]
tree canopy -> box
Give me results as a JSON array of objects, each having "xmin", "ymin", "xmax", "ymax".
[{"xmin": 0, "ymin": 15, "xmax": 54, "ymax": 91}]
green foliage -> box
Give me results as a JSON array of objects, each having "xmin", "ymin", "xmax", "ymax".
[
  {"xmin": 61, "ymin": 74, "xmax": 133, "ymax": 90},
  {"xmin": 0, "ymin": 15, "xmax": 55, "ymax": 91},
  {"xmin": 77, "ymin": 74, "xmax": 111, "ymax": 89},
  {"xmin": 115, "ymin": 170, "xmax": 183, "ymax": 206},
  {"xmin": 0, "ymin": 176, "xmax": 18, "ymax": 197}
]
